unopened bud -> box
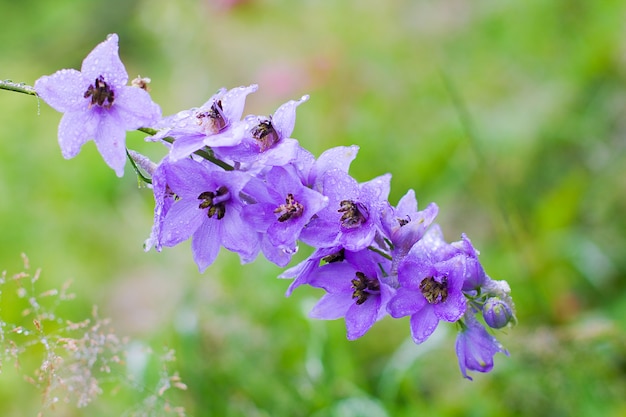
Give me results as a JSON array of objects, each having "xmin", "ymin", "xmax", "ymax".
[{"xmin": 483, "ymin": 297, "xmax": 513, "ymax": 329}]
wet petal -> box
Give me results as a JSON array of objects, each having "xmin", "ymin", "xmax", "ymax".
[
  {"xmin": 81, "ymin": 34, "xmax": 128, "ymax": 86},
  {"xmin": 35, "ymin": 69, "xmax": 88, "ymax": 113},
  {"xmin": 409, "ymin": 306, "xmax": 439, "ymax": 344},
  {"xmin": 345, "ymin": 295, "xmax": 380, "ymax": 340}
]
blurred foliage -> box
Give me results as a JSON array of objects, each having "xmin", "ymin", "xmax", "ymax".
[{"xmin": 1, "ymin": 0, "xmax": 625, "ymax": 416}]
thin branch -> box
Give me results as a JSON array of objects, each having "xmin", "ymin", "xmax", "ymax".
[{"xmin": 0, "ymin": 80, "xmax": 38, "ymax": 96}]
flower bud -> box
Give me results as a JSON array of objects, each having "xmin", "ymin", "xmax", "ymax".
[{"xmin": 482, "ymin": 297, "xmax": 513, "ymax": 329}]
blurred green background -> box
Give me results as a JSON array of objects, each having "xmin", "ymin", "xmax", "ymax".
[{"xmin": 1, "ymin": 0, "xmax": 625, "ymax": 416}]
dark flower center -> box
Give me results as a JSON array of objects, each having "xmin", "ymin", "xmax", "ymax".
[
  {"xmin": 351, "ymin": 272, "xmax": 380, "ymax": 305},
  {"xmin": 84, "ymin": 75, "xmax": 115, "ymax": 108},
  {"xmin": 322, "ymin": 248, "xmax": 345, "ymax": 264},
  {"xmin": 198, "ymin": 186, "xmax": 230, "ymax": 220},
  {"xmin": 398, "ymin": 215, "xmax": 411, "ymax": 227},
  {"xmin": 419, "ymin": 276, "xmax": 448, "ymax": 304},
  {"xmin": 196, "ymin": 100, "xmax": 227, "ymax": 133},
  {"xmin": 338, "ymin": 200, "xmax": 369, "ymax": 229},
  {"xmin": 274, "ymin": 193, "xmax": 304, "ymax": 222},
  {"xmin": 252, "ymin": 118, "xmax": 280, "ymax": 151}
]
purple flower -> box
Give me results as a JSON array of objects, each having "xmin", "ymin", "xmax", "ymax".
[
  {"xmin": 213, "ymin": 95, "xmax": 309, "ymax": 169},
  {"xmin": 151, "ymin": 85, "xmax": 257, "ymax": 161},
  {"xmin": 307, "ymin": 249, "xmax": 394, "ymax": 340},
  {"xmin": 451, "ymin": 234, "xmax": 487, "ymax": 292},
  {"xmin": 379, "ymin": 189, "xmax": 439, "ymax": 273},
  {"xmin": 279, "ymin": 246, "xmax": 345, "ymax": 296},
  {"xmin": 455, "ymin": 312, "xmax": 508, "ymax": 380},
  {"xmin": 34, "ymin": 34, "xmax": 161, "ymax": 177},
  {"xmin": 150, "ymin": 157, "xmax": 259, "ymax": 272},
  {"xmin": 241, "ymin": 166, "xmax": 328, "ymax": 266},
  {"xmin": 303, "ymin": 145, "xmax": 360, "ymax": 190},
  {"xmin": 387, "ymin": 230, "xmax": 468, "ymax": 344},
  {"xmin": 300, "ymin": 169, "xmax": 391, "ymax": 251}
]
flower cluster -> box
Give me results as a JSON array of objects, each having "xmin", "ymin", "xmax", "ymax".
[{"xmin": 33, "ymin": 34, "xmax": 515, "ymax": 379}]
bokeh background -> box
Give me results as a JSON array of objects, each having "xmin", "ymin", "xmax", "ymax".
[{"xmin": 1, "ymin": 0, "xmax": 626, "ymax": 416}]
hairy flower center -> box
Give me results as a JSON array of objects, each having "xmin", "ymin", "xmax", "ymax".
[
  {"xmin": 196, "ymin": 100, "xmax": 227, "ymax": 134},
  {"xmin": 274, "ymin": 193, "xmax": 304, "ymax": 222},
  {"xmin": 84, "ymin": 75, "xmax": 115, "ymax": 108},
  {"xmin": 419, "ymin": 276, "xmax": 448, "ymax": 304},
  {"xmin": 198, "ymin": 186, "xmax": 230, "ymax": 220},
  {"xmin": 338, "ymin": 200, "xmax": 369, "ymax": 229},
  {"xmin": 322, "ymin": 248, "xmax": 345, "ymax": 264},
  {"xmin": 252, "ymin": 119, "xmax": 280, "ymax": 152},
  {"xmin": 351, "ymin": 272, "xmax": 380, "ymax": 305}
]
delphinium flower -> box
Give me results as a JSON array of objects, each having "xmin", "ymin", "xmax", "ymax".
[
  {"xmin": 455, "ymin": 311, "xmax": 509, "ymax": 380},
  {"xmin": 300, "ymin": 169, "xmax": 392, "ymax": 251},
  {"xmin": 307, "ymin": 248, "xmax": 394, "ymax": 340},
  {"xmin": 241, "ymin": 165, "xmax": 329, "ymax": 266},
  {"xmin": 34, "ymin": 34, "xmax": 161, "ymax": 177},
  {"xmin": 379, "ymin": 189, "xmax": 439, "ymax": 274},
  {"xmin": 299, "ymin": 145, "xmax": 360, "ymax": 190},
  {"xmin": 213, "ymin": 95, "xmax": 309, "ymax": 170},
  {"xmin": 387, "ymin": 225, "xmax": 469, "ymax": 344},
  {"xmin": 148, "ymin": 157, "xmax": 260, "ymax": 272},
  {"xmin": 150, "ymin": 85, "xmax": 258, "ymax": 161}
]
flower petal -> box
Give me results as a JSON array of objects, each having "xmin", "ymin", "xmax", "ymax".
[
  {"xmin": 387, "ymin": 288, "xmax": 424, "ymax": 318},
  {"xmin": 114, "ymin": 86, "xmax": 162, "ymax": 128},
  {"xmin": 35, "ymin": 69, "xmax": 88, "ymax": 113},
  {"xmin": 191, "ymin": 220, "xmax": 220, "ymax": 272},
  {"xmin": 345, "ymin": 295, "xmax": 380, "ymax": 340},
  {"xmin": 161, "ymin": 200, "xmax": 205, "ymax": 246},
  {"xmin": 434, "ymin": 289, "xmax": 466, "ymax": 322},
  {"xmin": 409, "ymin": 306, "xmax": 439, "ymax": 344},
  {"xmin": 94, "ymin": 113, "xmax": 128, "ymax": 177},
  {"xmin": 272, "ymin": 94, "xmax": 309, "ymax": 139},
  {"xmin": 309, "ymin": 293, "xmax": 352, "ymax": 320},
  {"xmin": 57, "ymin": 111, "xmax": 97, "ymax": 159},
  {"xmin": 81, "ymin": 34, "xmax": 128, "ymax": 86}
]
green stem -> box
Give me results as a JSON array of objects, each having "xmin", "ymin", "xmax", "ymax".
[
  {"xmin": 0, "ymin": 80, "xmax": 38, "ymax": 96},
  {"xmin": 152, "ymin": 134, "xmax": 235, "ymax": 171},
  {"xmin": 367, "ymin": 245, "xmax": 392, "ymax": 261}
]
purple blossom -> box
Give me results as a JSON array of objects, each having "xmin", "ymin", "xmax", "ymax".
[
  {"xmin": 212, "ymin": 95, "xmax": 309, "ymax": 169},
  {"xmin": 149, "ymin": 157, "xmax": 259, "ymax": 272},
  {"xmin": 151, "ymin": 85, "xmax": 257, "ymax": 161},
  {"xmin": 303, "ymin": 145, "xmax": 360, "ymax": 190},
  {"xmin": 451, "ymin": 234, "xmax": 487, "ymax": 292},
  {"xmin": 34, "ymin": 34, "xmax": 161, "ymax": 177},
  {"xmin": 241, "ymin": 166, "xmax": 328, "ymax": 266},
  {"xmin": 387, "ymin": 229, "xmax": 468, "ymax": 344},
  {"xmin": 300, "ymin": 169, "xmax": 391, "ymax": 251},
  {"xmin": 279, "ymin": 246, "xmax": 344, "ymax": 296},
  {"xmin": 379, "ymin": 189, "xmax": 439, "ymax": 273},
  {"xmin": 307, "ymin": 249, "xmax": 394, "ymax": 340},
  {"xmin": 455, "ymin": 312, "xmax": 508, "ymax": 380}
]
